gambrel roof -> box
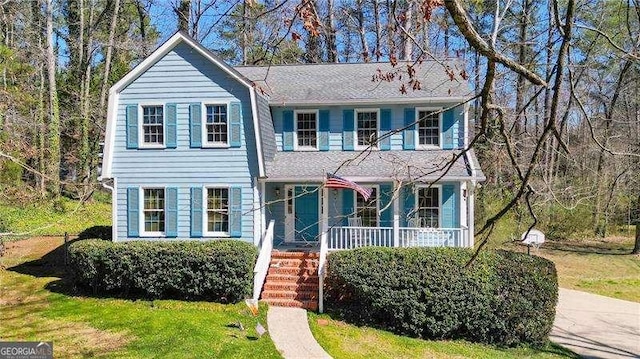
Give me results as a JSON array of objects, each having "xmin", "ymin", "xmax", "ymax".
[{"xmin": 235, "ymin": 61, "xmax": 472, "ymax": 106}]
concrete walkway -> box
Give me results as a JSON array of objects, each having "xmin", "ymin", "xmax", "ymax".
[
  {"xmin": 551, "ymin": 288, "xmax": 640, "ymax": 358},
  {"xmin": 267, "ymin": 306, "xmax": 332, "ymax": 359}
]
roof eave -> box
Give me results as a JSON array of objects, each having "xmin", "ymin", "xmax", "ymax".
[{"xmin": 267, "ymin": 96, "xmax": 472, "ymax": 107}]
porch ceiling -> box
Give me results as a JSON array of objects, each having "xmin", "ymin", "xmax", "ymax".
[{"xmin": 264, "ymin": 150, "xmax": 484, "ymax": 182}]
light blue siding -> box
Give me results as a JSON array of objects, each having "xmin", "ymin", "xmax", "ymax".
[
  {"xmin": 271, "ymin": 104, "xmax": 465, "ymax": 151},
  {"xmin": 113, "ymin": 42, "xmax": 258, "ymax": 242}
]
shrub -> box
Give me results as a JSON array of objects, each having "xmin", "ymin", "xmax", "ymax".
[
  {"xmin": 68, "ymin": 239, "xmax": 257, "ymax": 302},
  {"xmin": 324, "ymin": 247, "xmax": 557, "ymax": 347}
]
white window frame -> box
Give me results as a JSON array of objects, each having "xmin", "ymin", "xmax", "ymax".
[
  {"xmin": 138, "ymin": 103, "xmax": 166, "ymax": 149},
  {"xmin": 203, "ymin": 185, "xmax": 231, "ymax": 237},
  {"xmin": 293, "ymin": 109, "xmax": 319, "ymax": 151},
  {"xmin": 414, "ymin": 185, "xmax": 442, "ymax": 228},
  {"xmin": 202, "ymin": 101, "xmax": 231, "ymax": 148},
  {"xmin": 352, "ymin": 184, "xmax": 380, "ymax": 227},
  {"xmin": 139, "ymin": 186, "xmax": 166, "ymax": 237},
  {"xmin": 354, "ymin": 108, "xmax": 380, "ymax": 150},
  {"xmin": 415, "ymin": 107, "xmax": 443, "ymax": 149}
]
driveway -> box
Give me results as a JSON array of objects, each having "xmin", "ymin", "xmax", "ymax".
[{"xmin": 551, "ymin": 288, "xmax": 640, "ymax": 358}]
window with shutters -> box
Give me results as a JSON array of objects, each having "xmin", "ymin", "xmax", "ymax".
[
  {"xmin": 295, "ymin": 110, "xmax": 318, "ymax": 150},
  {"xmin": 205, "ymin": 187, "xmax": 229, "ymax": 236},
  {"xmin": 354, "ymin": 186, "xmax": 378, "ymax": 227},
  {"xmin": 203, "ymin": 103, "xmax": 229, "ymax": 147},
  {"xmin": 142, "ymin": 188, "xmax": 165, "ymax": 235},
  {"xmin": 416, "ymin": 108, "xmax": 441, "ymax": 148},
  {"xmin": 355, "ymin": 109, "xmax": 379, "ymax": 149},
  {"xmin": 140, "ymin": 105, "xmax": 164, "ymax": 147},
  {"xmin": 415, "ymin": 186, "xmax": 440, "ymax": 227}
]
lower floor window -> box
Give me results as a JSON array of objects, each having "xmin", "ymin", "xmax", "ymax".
[
  {"xmin": 417, "ymin": 187, "xmax": 439, "ymax": 227},
  {"xmin": 143, "ymin": 188, "xmax": 165, "ymax": 233},
  {"xmin": 207, "ymin": 188, "xmax": 229, "ymax": 234},
  {"xmin": 355, "ymin": 187, "xmax": 378, "ymax": 227}
]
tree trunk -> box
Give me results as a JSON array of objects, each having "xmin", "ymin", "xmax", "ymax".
[
  {"xmin": 401, "ymin": 0, "xmax": 413, "ymax": 60},
  {"xmin": 513, "ymin": 0, "xmax": 530, "ymax": 159},
  {"xmin": 372, "ymin": 0, "xmax": 381, "ymax": 61},
  {"xmin": 326, "ymin": 0, "xmax": 338, "ymax": 63},
  {"xmin": 176, "ymin": 0, "xmax": 190, "ymax": 32},
  {"xmin": 356, "ymin": 0, "xmax": 370, "ymax": 62},
  {"xmin": 633, "ymin": 194, "xmax": 640, "ymax": 254},
  {"xmin": 45, "ymin": 0, "xmax": 60, "ymax": 197}
]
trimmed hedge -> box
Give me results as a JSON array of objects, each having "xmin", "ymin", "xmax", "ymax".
[
  {"xmin": 68, "ymin": 239, "xmax": 257, "ymax": 302},
  {"xmin": 325, "ymin": 247, "xmax": 558, "ymax": 347}
]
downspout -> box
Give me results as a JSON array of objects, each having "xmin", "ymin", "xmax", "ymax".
[{"xmin": 100, "ymin": 177, "xmax": 117, "ymax": 242}]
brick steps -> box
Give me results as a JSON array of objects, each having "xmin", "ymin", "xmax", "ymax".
[
  {"xmin": 262, "ymin": 298, "xmax": 319, "ymax": 311},
  {"xmin": 260, "ymin": 250, "xmax": 320, "ymax": 311}
]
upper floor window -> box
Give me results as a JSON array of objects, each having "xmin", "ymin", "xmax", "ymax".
[
  {"xmin": 143, "ymin": 188, "xmax": 165, "ymax": 235},
  {"xmin": 296, "ymin": 111, "xmax": 318, "ymax": 150},
  {"xmin": 417, "ymin": 109, "xmax": 441, "ymax": 148},
  {"xmin": 416, "ymin": 186, "xmax": 440, "ymax": 227},
  {"xmin": 356, "ymin": 110, "xmax": 378, "ymax": 148},
  {"xmin": 205, "ymin": 104, "xmax": 229, "ymax": 147},
  {"xmin": 142, "ymin": 105, "xmax": 164, "ymax": 146},
  {"xmin": 206, "ymin": 187, "xmax": 229, "ymax": 236},
  {"xmin": 354, "ymin": 186, "xmax": 378, "ymax": 227}
]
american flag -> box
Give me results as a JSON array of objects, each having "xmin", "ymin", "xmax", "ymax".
[{"xmin": 325, "ymin": 173, "xmax": 372, "ymax": 201}]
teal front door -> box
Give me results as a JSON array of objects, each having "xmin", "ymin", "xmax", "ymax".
[{"xmin": 284, "ymin": 185, "xmax": 319, "ymax": 242}]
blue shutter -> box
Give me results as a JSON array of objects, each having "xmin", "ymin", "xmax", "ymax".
[
  {"xmin": 403, "ymin": 107, "xmax": 415, "ymax": 150},
  {"xmin": 402, "ymin": 185, "xmax": 415, "ymax": 226},
  {"xmin": 379, "ymin": 109, "xmax": 392, "ymax": 150},
  {"xmin": 282, "ymin": 109, "xmax": 294, "ymax": 151},
  {"xmin": 379, "ymin": 184, "xmax": 393, "ymax": 227},
  {"xmin": 190, "ymin": 187, "xmax": 203, "ymax": 237},
  {"xmin": 229, "ymin": 102, "xmax": 242, "ymax": 148},
  {"xmin": 229, "ymin": 186, "xmax": 242, "ymax": 237},
  {"xmin": 126, "ymin": 105, "xmax": 138, "ymax": 149},
  {"xmin": 342, "ymin": 189, "xmax": 354, "ymax": 225},
  {"xmin": 441, "ymin": 184, "xmax": 458, "ymax": 228},
  {"xmin": 342, "ymin": 109, "xmax": 354, "ymax": 151},
  {"xmin": 127, "ymin": 187, "xmax": 139, "ymax": 237},
  {"xmin": 318, "ymin": 110, "xmax": 330, "ymax": 151},
  {"xmin": 190, "ymin": 103, "xmax": 202, "ymax": 148},
  {"xmin": 166, "ymin": 104, "xmax": 177, "ymax": 149},
  {"xmin": 442, "ymin": 108, "xmax": 455, "ymax": 149},
  {"xmin": 165, "ymin": 187, "xmax": 178, "ymax": 237}
]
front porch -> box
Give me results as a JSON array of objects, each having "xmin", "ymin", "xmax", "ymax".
[
  {"xmin": 328, "ymin": 225, "xmax": 471, "ymax": 249},
  {"xmin": 262, "ymin": 180, "xmax": 476, "ymax": 251}
]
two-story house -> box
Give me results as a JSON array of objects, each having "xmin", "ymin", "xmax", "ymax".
[{"xmin": 100, "ymin": 31, "xmax": 485, "ymax": 310}]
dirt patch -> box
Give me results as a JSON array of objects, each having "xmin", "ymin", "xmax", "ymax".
[{"xmin": 3, "ymin": 236, "xmax": 68, "ymax": 260}]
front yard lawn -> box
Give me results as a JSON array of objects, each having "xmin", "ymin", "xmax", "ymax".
[
  {"xmin": 0, "ymin": 237, "xmax": 280, "ymax": 358},
  {"xmin": 517, "ymin": 237, "xmax": 639, "ymax": 302},
  {"xmin": 308, "ymin": 313, "xmax": 576, "ymax": 359}
]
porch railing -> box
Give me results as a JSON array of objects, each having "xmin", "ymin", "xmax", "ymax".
[
  {"xmin": 329, "ymin": 226, "xmax": 394, "ymax": 249},
  {"xmin": 252, "ymin": 220, "xmax": 275, "ymax": 301},
  {"xmin": 328, "ymin": 226, "xmax": 470, "ymax": 250},
  {"xmin": 398, "ymin": 227, "xmax": 469, "ymax": 247}
]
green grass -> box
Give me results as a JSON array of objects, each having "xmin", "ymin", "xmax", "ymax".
[
  {"xmin": 0, "ymin": 196, "xmax": 111, "ymax": 236},
  {"xmin": 532, "ymin": 238, "xmax": 640, "ymax": 302},
  {"xmin": 0, "ymin": 237, "xmax": 281, "ymax": 358},
  {"xmin": 308, "ymin": 313, "xmax": 576, "ymax": 359}
]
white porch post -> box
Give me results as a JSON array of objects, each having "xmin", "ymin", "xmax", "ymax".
[
  {"xmin": 468, "ymin": 181, "xmax": 476, "ymax": 247},
  {"xmin": 321, "ymin": 186, "xmax": 329, "ymax": 247},
  {"xmin": 260, "ymin": 180, "xmax": 267, "ymax": 241},
  {"xmin": 393, "ymin": 181, "xmax": 400, "ymax": 247},
  {"xmin": 319, "ymin": 186, "xmax": 329, "ymax": 313}
]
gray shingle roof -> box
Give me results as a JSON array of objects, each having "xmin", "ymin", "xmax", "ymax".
[
  {"xmin": 265, "ymin": 150, "xmax": 484, "ymax": 181},
  {"xmin": 235, "ymin": 61, "xmax": 471, "ymax": 105}
]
